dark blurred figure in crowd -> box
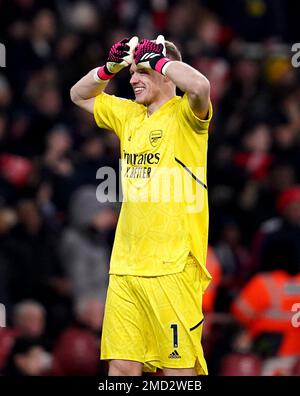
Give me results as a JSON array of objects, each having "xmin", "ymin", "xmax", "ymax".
[
  {"xmin": 60, "ymin": 186, "xmax": 118, "ymax": 304},
  {"xmin": 43, "ymin": 125, "xmax": 73, "ymax": 173},
  {"xmin": 6, "ymin": 199, "xmax": 67, "ymax": 304},
  {"xmin": 0, "ymin": 205, "xmax": 16, "ymax": 308},
  {"xmin": 41, "ymin": 125, "xmax": 75, "ymax": 214},
  {"xmin": 13, "ymin": 300, "xmax": 47, "ymax": 340},
  {"xmin": 51, "ymin": 296, "xmax": 106, "ymax": 376},
  {"xmin": 0, "ymin": 300, "xmax": 49, "ymax": 373},
  {"xmin": 253, "ymin": 186, "xmax": 300, "ymax": 273},
  {"xmin": 215, "ymin": 56, "xmax": 268, "ymax": 142},
  {"xmin": 215, "ymin": 218, "xmax": 250, "ymax": 281},
  {"xmin": 213, "ymin": 219, "xmax": 249, "ymax": 311},
  {"xmin": 72, "ymin": 131, "xmax": 118, "ymax": 190},
  {"xmin": 0, "ymin": 0, "xmax": 300, "ymax": 376},
  {"xmin": 3, "ymin": 337, "xmax": 52, "ymax": 376}
]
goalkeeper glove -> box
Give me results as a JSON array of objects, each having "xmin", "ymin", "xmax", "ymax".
[
  {"xmin": 133, "ymin": 35, "xmax": 171, "ymax": 75},
  {"xmin": 96, "ymin": 36, "xmax": 139, "ymax": 81}
]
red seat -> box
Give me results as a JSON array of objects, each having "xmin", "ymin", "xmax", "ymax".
[
  {"xmin": 51, "ymin": 327, "xmax": 105, "ymax": 376},
  {"xmin": 219, "ymin": 353, "xmax": 262, "ymax": 376},
  {"xmin": 0, "ymin": 328, "xmax": 18, "ymax": 371},
  {"xmin": 292, "ymin": 358, "xmax": 300, "ymax": 376}
]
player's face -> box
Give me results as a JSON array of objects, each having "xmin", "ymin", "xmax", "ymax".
[{"xmin": 129, "ymin": 62, "xmax": 164, "ymax": 105}]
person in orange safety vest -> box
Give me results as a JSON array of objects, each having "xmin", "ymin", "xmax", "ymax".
[
  {"xmin": 231, "ymin": 268, "xmax": 300, "ymax": 357},
  {"xmin": 203, "ymin": 246, "xmax": 222, "ymax": 313}
]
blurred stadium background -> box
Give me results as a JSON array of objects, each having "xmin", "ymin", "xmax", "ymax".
[{"xmin": 0, "ymin": 0, "xmax": 300, "ymax": 376}]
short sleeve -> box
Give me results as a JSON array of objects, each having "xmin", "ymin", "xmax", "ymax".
[
  {"xmin": 93, "ymin": 92, "xmax": 131, "ymax": 139},
  {"xmin": 177, "ymin": 93, "xmax": 213, "ymax": 134}
]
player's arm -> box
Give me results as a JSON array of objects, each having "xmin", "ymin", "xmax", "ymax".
[
  {"xmin": 163, "ymin": 62, "xmax": 210, "ymax": 120},
  {"xmin": 70, "ymin": 70, "xmax": 107, "ymax": 114},
  {"xmin": 134, "ymin": 35, "xmax": 210, "ymax": 119},
  {"xmin": 70, "ymin": 37, "xmax": 138, "ymax": 114}
]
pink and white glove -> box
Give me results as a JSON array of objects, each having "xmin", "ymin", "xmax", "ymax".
[
  {"xmin": 133, "ymin": 35, "xmax": 171, "ymax": 75},
  {"xmin": 96, "ymin": 36, "xmax": 138, "ymax": 81}
]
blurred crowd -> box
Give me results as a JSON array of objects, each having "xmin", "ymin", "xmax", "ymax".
[{"xmin": 0, "ymin": 0, "xmax": 300, "ymax": 376}]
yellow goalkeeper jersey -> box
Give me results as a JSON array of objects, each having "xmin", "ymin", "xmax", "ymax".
[{"xmin": 94, "ymin": 92, "xmax": 212, "ymax": 286}]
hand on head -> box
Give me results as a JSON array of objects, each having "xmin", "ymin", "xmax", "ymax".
[
  {"xmin": 132, "ymin": 35, "xmax": 170, "ymax": 75},
  {"xmin": 97, "ymin": 35, "xmax": 169, "ymax": 81},
  {"xmin": 105, "ymin": 36, "xmax": 139, "ymax": 74}
]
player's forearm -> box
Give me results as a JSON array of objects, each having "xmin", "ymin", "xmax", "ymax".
[
  {"xmin": 71, "ymin": 37, "xmax": 138, "ymax": 106},
  {"xmin": 70, "ymin": 69, "xmax": 108, "ymax": 104},
  {"xmin": 165, "ymin": 61, "xmax": 210, "ymax": 102}
]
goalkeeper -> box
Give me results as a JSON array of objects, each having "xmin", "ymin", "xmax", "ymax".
[{"xmin": 70, "ymin": 35, "xmax": 212, "ymax": 376}]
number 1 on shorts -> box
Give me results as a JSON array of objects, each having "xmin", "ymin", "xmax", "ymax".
[{"xmin": 170, "ymin": 323, "xmax": 178, "ymax": 348}]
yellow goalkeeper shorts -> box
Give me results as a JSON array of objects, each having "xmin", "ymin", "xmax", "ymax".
[{"xmin": 101, "ymin": 255, "xmax": 208, "ymax": 375}]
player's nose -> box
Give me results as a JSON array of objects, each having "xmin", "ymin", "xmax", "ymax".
[
  {"xmin": 130, "ymin": 73, "xmax": 139, "ymax": 85},
  {"xmin": 130, "ymin": 72, "xmax": 139, "ymax": 85}
]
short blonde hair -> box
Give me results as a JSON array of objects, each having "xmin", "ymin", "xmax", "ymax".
[{"xmin": 165, "ymin": 40, "xmax": 182, "ymax": 61}]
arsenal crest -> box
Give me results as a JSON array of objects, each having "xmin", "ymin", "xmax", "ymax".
[{"xmin": 149, "ymin": 130, "xmax": 163, "ymax": 147}]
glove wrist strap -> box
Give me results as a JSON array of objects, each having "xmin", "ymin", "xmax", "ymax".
[
  {"xmin": 153, "ymin": 57, "xmax": 171, "ymax": 75},
  {"xmin": 95, "ymin": 65, "xmax": 115, "ymax": 82}
]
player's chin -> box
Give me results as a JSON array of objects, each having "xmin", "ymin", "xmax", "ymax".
[{"xmin": 134, "ymin": 94, "xmax": 146, "ymax": 104}]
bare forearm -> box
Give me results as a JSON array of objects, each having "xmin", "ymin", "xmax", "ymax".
[
  {"xmin": 70, "ymin": 36, "xmax": 137, "ymax": 113},
  {"xmin": 165, "ymin": 61, "xmax": 210, "ymax": 117},
  {"xmin": 70, "ymin": 68, "xmax": 108, "ymax": 103},
  {"xmin": 166, "ymin": 61, "xmax": 209, "ymax": 98}
]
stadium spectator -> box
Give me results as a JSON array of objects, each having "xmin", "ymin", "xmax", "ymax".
[
  {"xmin": 3, "ymin": 337, "xmax": 52, "ymax": 376},
  {"xmin": 60, "ymin": 186, "xmax": 118, "ymax": 304},
  {"xmin": 0, "ymin": 0, "xmax": 300, "ymax": 376},
  {"xmin": 6, "ymin": 199, "xmax": 66, "ymax": 305},
  {"xmin": 254, "ymin": 186, "xmax": 300, "ymax": 273},
  {"xmin": 51, "ymin": 296, "xmax": 106, "ymax": 376},
  {"xmin": 231, "ymin": 249, "xmax": 300, "ymax": 357},
  {"xmin": 0, "ymin": 300, "xmax": 49, "ymax": 372}
]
